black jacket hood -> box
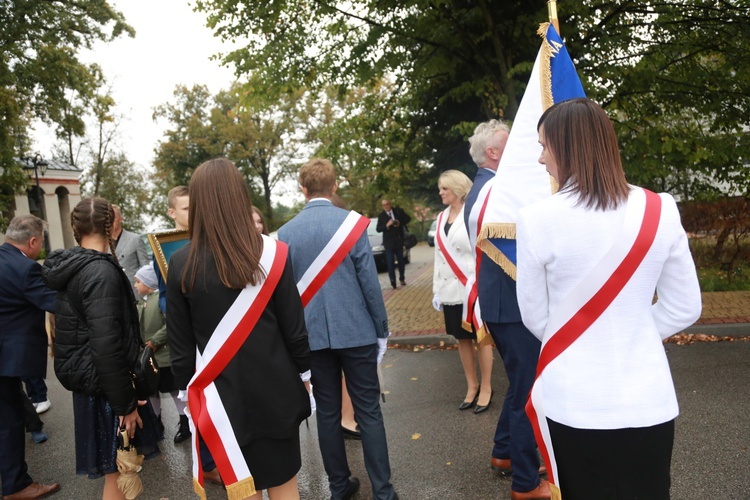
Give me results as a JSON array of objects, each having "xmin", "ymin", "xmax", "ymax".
[{"xmin": 43, "ymin": 247, "xmax": 118, "ymax": 291}]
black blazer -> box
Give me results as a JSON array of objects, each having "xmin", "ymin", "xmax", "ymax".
[
  {"xmin": 167, "ymin": 242, "xmax": 311, "ymax": 445},
  {"xmin": 0, "ymin": 242, "xmax": 56, "ymax": 378},
  {"xmin": 376, "ymin": 206, "xmax": 412, "ymax": 249}
]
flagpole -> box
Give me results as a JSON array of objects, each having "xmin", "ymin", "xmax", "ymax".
[{"xmin": 548, "ymin": 0, "xmax": 560, "ymax": 34}]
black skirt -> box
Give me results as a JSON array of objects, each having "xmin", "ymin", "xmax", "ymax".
[
  {"xmin": 73, "ymin": 393, "xmax": 164, "ymax": 479},
  {"xmin": 240, "ymin": 434, "xmax": 302, "ymax": 490},
  {"xmin": 443, "ymin": 304, "xmax": 476, "ymax": 340},
  {"xmin": 157, "ymin": 366, "xmax": 178, "ymax": 394}
]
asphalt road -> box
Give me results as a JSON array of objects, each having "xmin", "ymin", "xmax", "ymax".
[{"xmin": 15, "ymin": 341, "xmax": 750, "ymax": 499}]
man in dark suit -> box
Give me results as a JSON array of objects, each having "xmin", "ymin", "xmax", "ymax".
[
  {"xmin": 376, "ymin": 199, "xmax": 411, "ymax": 289},
  {"xmin": 0, "ymin": 215, "xmax": 60, "ymax": 499},
  {"xmin": 279, "ymin": 159, "xmax": 397, "ymax": 500},
  {"xmin": 111, "ymin": 205, "xmax": 148, "ymax": 297},
  {"xmin": 465, "ymin": 120, "xmax": 548, "ymax": 500}
]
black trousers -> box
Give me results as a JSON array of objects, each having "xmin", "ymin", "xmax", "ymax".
[
  {"xmin": 0, "ymin": 377, "xmax": 33, "ymax": 495},
  {"xmin": 548, "ymin": 418, "xmax": 674, "ymax": 500}
]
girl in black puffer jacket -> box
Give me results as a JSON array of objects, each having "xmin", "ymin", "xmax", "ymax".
[{"xmin": 43, "ymin": 197, "xmax": 161, "ymax": 496}]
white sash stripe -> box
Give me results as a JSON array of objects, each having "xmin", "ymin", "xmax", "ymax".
[
  {"xmin": 467, "ymin": 175, "xmax": 494, "ymax": 251},
  {"xmin": 296, "ymin": 211, "xmax": 362, "ymax": 297},
  {"xmin": 204, "ymin": 382, "xmax": 250, "ymax": 476},
  {"xmin": 436, "ymin": 207, "xmax": 471, "ymax": 283}
]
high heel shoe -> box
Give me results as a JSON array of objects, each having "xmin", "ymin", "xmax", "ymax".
[
  {"xmin": 459, "ymin": 391, "xmax": 479, "ymax": 411},
  {"xmin": 474, "ymin": 390, "xmax": 494, "ymax": 414}
]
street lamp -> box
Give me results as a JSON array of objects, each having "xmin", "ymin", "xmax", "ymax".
[{"xmin": 20, "ymin": 153, "xmax": 49, "ymax": 191}]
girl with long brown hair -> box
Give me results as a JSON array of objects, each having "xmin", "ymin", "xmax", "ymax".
[
  {"xmin": 43, "ymin": 197, "xmax": 162, "ymax": 499},
  {"xmin": 166, "ymin": 158, "xmax": 310, "ymax": 499}
]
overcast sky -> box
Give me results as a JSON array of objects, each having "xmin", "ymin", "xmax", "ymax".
[{"xmin": 33, "ymin": 0, "xmax": 237, "ymax": 170}]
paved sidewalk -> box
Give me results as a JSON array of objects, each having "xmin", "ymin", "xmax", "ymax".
[{"xmin": 384, "ymin": 243, "xmax": 750, "ymax": 343}]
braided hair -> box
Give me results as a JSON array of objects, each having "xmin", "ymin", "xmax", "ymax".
[{"xmin": 70, "ymin": 197, "xmax": 119, "ymax": 264}]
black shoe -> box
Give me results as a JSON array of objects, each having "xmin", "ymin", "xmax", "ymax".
[
  {"xmin": 458, "ymin": 391, "xmax": 479, "ymax": 411},
  {"xmin": 341, "ymin": 425, "xmax": 361, "ymax": 440},
  {"xmin": 174, "ymin": 414, "xmax": 192, "ymax": 443},
  {"xmin": 399, "ymin": 279, "xmax": 406, "ymax": 286},
  {"xmin": 474, "ymin": 390, "xmax": 494, "ymax": 414},
  {"xmin": 332, "ymin": 476, "xmax": 360, "ymax": 500},
  {"xmin": 391, "ymin": 281, "xmax": 397, "ymax": 289}
]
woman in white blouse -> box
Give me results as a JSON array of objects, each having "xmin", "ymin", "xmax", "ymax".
[
  {"xmin": 432, "ymin": 170, "xmax": 494, "ymax": 413},
  {"xmin": 516, "ymin": 98, "xmax": 701, "ymax": 499}
]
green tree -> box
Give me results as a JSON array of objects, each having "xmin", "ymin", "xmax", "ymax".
[
  {"xmin": 196, "ymin": 0, "xmax": 750, "ymax": 202},
  {"xmin": 0, "ymin": 0, "xmax": 133, "ymax": 229},
  {"xmin": 153, "ymin": 83, "xmax": 305, "ymax": 225}
]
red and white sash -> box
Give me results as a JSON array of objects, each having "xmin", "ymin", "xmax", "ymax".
[
  {"xmin": 296, "ymin": 210, "xmax": 370, "ymax": 307},
  {"xmin": 525, "ymin": 188, "xmax": 662, "ymax": 500},
  {"xmin": 435, "ymin": 207, "xmax": 483, "ymax": 332},
  {"xmin": 465, "ymin": 177, "xmax": 494, "ymax": 344},
  {"xmin": 186, "ymin": 235, "xmax": 287, "ymax": 500}
]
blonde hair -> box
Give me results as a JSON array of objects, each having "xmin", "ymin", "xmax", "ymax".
[
  {"xmin": 298, "ymin": 158, "xmax": 336, "ymax": 198},
  {"xmin": 438, "ymin": 170, "xmax": 473, "ymax": 203}
]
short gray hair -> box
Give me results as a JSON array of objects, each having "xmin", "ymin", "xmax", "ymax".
[
  {"xmin": 5, "ymin": 215, "xmax": 46, "ymax": 244},
  {"xmin": 468, "ymin": 119, "xmax": 510, "ymax": 167}
]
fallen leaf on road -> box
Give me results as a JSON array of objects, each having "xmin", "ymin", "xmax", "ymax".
[
  {"xmin": 665, "ymin": 333, "xmax": 750, "ymax": 345},
  {"xmin": 410, "ymin": 377, "xmax": 418, "ymax": 381},
  {"xmin": 412, "ymin": 433, "xmax": 421, "ymax": 440}
]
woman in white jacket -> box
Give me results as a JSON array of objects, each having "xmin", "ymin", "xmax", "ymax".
[
  {"xmin": 516, "ymin": 98, "xmax": 702, "ymax": 500},
  {"xmin": 433, "ymin": 170, "xmax": 494, "ymax": 413}
]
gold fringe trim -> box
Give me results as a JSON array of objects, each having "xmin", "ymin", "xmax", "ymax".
[
  {"xmin": 479, "ymin": 222, "xmax": 516, "ymax": 241},
  {"xmin": 193, "ymin": 477, "xmax": 206, "ymax": 500},
  {"xmin": 226, "ymin": 476, "xmax": 256, "ymax": 500},
  {"xmin": 461, "ymin": 320, "xmax": 473, "ymax": 332},
  {"xmin": 477, "ymin": 238, "xmax": 517, "ymax": 281},
  {"xmin": 537, "ymin": 22, "xmax": 554, "ymax": 111},
  {"xmin": 476, "ymin": 325, "xmax": 494, "ymax": 348},
  {"xmin": 551, "ymin": 482, "xmax": 563, "ymax": 500},
  {"xmin": 477, "ymin": 223, "xmax": 518, "ymax": 281}
]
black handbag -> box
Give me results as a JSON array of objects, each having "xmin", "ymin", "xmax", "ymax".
[{"xmin": 132, "ymin": 346, "xmax": 160, "ymax": 399}]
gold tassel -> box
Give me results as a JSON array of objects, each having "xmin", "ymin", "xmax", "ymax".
[
  {"xmin": 477, "ymin": 239, "xmax": 517, "ymax": 281},
  {"xmin": 461, "ymin": 320, "xmax": 473, "ymax": 332},
  {"xmin": 226, "ymin": 476, "xmax": 257, "ymax": 500},
  {"xmin": 476, "ymin": 325, "xmax": 495, "ymax": 348},
  {"xmin": 551, "ymin": 482, "xmax": 563, "ymax": 500},
  {"xmin": 193, "ymin": 477, "xmax": 206, "ymax": 500},
  {"xmin": 537, "ymin": 22, "xmax": 554, "ymax": 111}
]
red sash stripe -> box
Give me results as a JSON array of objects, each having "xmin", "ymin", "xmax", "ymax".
[{"xmin": 300, "ymin": 215, "xmax": 369, "ymax": 307}]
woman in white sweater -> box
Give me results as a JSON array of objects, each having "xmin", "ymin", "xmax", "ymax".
[
  {"xmin": 432, "ymin": 170, "xmax": 494, "ymax": 413},
  {"xmin": 516, "ymin": 98, "xmax": 701, "ymax": 500}
]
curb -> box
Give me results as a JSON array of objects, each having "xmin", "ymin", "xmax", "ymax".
[{"xmin": 389, "ymin": 323, "xmax": 750, "ymax": 347}]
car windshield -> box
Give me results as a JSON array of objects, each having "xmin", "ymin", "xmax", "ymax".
[
  {"xmin": 430, "ymin": 220, "xmax": 437, "ymax": 230},
  {"xmin": 367, "ymin": 218, "xmax": 379, "ymax": 236}
]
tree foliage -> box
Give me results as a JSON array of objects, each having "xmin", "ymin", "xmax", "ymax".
[
  {"xmin": 153, "ymin": 83, "xmax": 305, "ymax": 226},
  {"xmin": 196, "ymin": 0, "xmax": 750, "ymax": 205},
  {"xmin": 0, "ymin": 0, "xmax": 133, "ymax": 229}
]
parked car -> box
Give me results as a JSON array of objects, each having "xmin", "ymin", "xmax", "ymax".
[
  {"xmin": 367, "ymin": 218, "xmax": 410, "ymax": 273},
  {"xmin": 427, "ymin": 219, "xmax": 437, "ymax": 247}
]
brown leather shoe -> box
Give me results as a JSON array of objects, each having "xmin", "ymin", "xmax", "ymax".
[
  {"xmin": 203, "ymin": 468, "xmax": 223, "ymax": 486},
  {"xmin": 2, "ymin": 482, "xmax": 60, "ymax": 500},
  {"xmin": 510, "ymin": 479, "xmax": 551, "ymax": 500},
  {"xmin": 490, "ymin": 457, "xmax": 512, "ymax": 475},
  {"xmin": 490, "ymin": 458, "xmax": 547, "ymax": 476}
]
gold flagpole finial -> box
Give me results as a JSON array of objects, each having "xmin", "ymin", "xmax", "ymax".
[{"xmin": 548, "ymin": 0, "xmax": 560, "ymax": 34}]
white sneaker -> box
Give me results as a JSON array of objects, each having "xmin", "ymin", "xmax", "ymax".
[{"xmin": 35, "ymin": 400, "xmax": 51, "ymax": 414}]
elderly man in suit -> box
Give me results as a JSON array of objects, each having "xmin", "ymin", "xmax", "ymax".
[
  {"xmin": 376, "ymin": 199, "xmax": 411, "ymax": 289},
  {"xmin": 0, "ymin": 215, "xmax": 60, "ymax": 499},
  {"xmin": 111, "ymin": 205, "xmax": 148, "ymax": 297},
  {"xmin": 465, "ymin": 120, "xmax": 548, "ymax": 500},
  {"xmin": 279, "ymin": 158, "xmax": 397, "ymax": 500}
]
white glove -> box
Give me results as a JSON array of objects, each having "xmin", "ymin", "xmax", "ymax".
[
  {"xmin": 309, "ymin": 391, "xmax": 317, "ymax": 414},
  {"xmin": 177, "ymin": 390, "xmax": 188, "ymax": 403},
  {"xmin": 299, "ymin": 370, "xmax": 312, "ymax": 383},
  {"xmin": 377, "ymin": 337, "xmax": 388, "ymax": 365},
  {"xmin": 432, "ymin": 294, "xmax": 443, "ymax": 312}
]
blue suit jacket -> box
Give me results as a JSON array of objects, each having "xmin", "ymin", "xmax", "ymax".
[
  {"xmin": 278, "ymin": 199, "xmax": 389, "ymax": 351},
  {"xmin": 464, "ymin": 168, "xmax": 523, "ymax": 324},
  {"xmin": 0, "ymin": 242, "xmax": 56, "ymax": 377}
]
